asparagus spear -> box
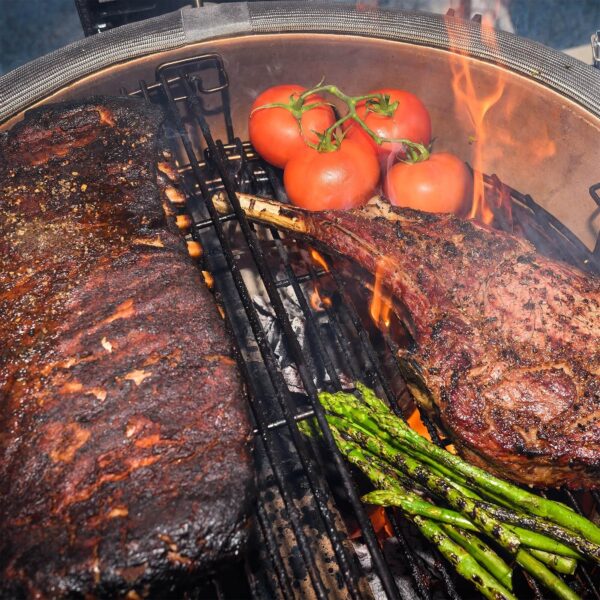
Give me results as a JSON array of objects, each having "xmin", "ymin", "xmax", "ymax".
[
  {"xmin": 332, "ymin": 430, "xmax": 515, "ymax": 588},
  {"xmin": 515, "ymin": 550, "xmax": 580, "ymax": 600},
  {"xmin": 328, "ymin": 415, "xmax": 584, "ymax": 598},
  {"xmin": 413, "ymin": 516, "xmax": 517, "ymax": 600},
  {"xmin": 321, "ymin": 388, "xmax": 600, "ymax": 549},
  {"xmin": 365, "ymin": 489, "xmax": 580, "ymax": 560},
  {"xmin": 528, "ymin": 550, "xmax": 577, "ymax": 576}
]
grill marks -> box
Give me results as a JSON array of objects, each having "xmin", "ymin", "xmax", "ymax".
[
  {"xmin": 302, "ymin": 199, "xmax": 600, "ymax": 488},
  {"xmin": 0, "ymin": 98, "xmax": 253, "ymax": 597}
]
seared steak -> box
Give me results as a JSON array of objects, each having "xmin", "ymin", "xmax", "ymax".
[
  {"xmin": 0, "ymin": 99, "xmax": 254, "ymax": 597},
  {"xmin": 220, "ymin": 194, "xmax": 600, "ymax": 489}
]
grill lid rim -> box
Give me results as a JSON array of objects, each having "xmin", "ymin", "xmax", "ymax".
[{"xmin": 2, "ymin": 1, "xmax": 600, "ymax": 125}]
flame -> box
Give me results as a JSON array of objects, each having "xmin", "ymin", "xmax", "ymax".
[
  {"xmin": 309, "ymin": 248, "xmax": 331, "ymax": 311},
  {"xmin": 447, "ymin": 17, "xmax": 504, "ymax": 225},
  {"xmin": 369, "ymin": 260, "xmax": 393, "ymax": 332},
  {"xmin": 407, "ymin": 409, "xmax": 432, "ymax": 441},
  {"xmin": 368, "ymin": 506, "xmax": 394, "ymax": 540},
  {"xmin": 310, "ymin": 248, "xmax": 330, "ymax": 272},
  {"xmin": 350, "ymin": 505, "xmax": 394, "ymax": 541},
  {"xmin": 310, "ymin": 287, "xmax": 332, "ymax": 311}
]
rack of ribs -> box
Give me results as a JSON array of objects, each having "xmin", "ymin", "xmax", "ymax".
[{"xmin": 0, "ymin": 98, "xmax": 254, "ymax": 597}]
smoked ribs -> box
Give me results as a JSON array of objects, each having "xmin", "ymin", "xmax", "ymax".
[{"xmin": 0, "ymin": 98, "xmax": 254, "ymax": 597}]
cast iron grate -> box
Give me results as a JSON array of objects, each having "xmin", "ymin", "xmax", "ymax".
[{"xmin": 122, "ymin": 53, "xmax": 600, "ymax": 599}]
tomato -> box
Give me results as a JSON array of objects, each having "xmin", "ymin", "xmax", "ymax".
[
  {"xmin": 345, "ymin": 88, "xmax": 431, "ymax": 160},
  {"xmin": 284, "ymin": 138, "xmax": 380, "ymax": 211},
  {"xmin": 384, "ymin": 153, "xmax": 473, "ymax": 216},
  {"xmin": 249, "ymin": 84, "xmax": 336, "ymax": 169}
]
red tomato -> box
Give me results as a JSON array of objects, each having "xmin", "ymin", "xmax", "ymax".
[
  {"xmin": 345, "ymin": 88, "xmax": 431, "ymax": 160},
  {"xmin": 249, "ymin": 84, "xmax": 336, "ymax": 169},
  {"xmin": 384, "ymin": 153, "xmax": 473, "ymax": 216},
  {"xmin": 284, "ymin": 138, "xmax": 380, "ymax": 211}
]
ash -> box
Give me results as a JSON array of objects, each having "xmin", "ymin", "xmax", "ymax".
[{"xmin": 253, "ymin": 285, "xmax": 352, "ymax": 394}]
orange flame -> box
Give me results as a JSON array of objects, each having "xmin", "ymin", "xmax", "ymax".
[
  {"xmin": 309, "ymin": 248, "xmax": 331, "ymax": 311},
  {"xmin": 310, "ymin": 248, "xmax": 330, "ymax": 272},
  {"xmin": 310, "ymin": 287, "xmax": 332, "ymax": 311},
  {"xmin": 407, "ymin": 409, "xmax": 432, "ymax": 441},
  {"xmin": 350, "ymin": 505, "xmax": 394, "ymax": 541},
  {"xmin": 369, "ymin": 260, "xmax": 393, "ymax": 332},
  {"xmin": 447, "ymin": 18, "xmax": 504, "ymax": 225}
]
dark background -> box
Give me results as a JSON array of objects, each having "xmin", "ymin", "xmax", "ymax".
[{"xmin": 1, "ymin": 0, "xmax": 599, "ymax": 75}]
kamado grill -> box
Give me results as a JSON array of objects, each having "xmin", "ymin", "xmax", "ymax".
[{"xmin": 1, "ymin": 3, "xmax": 600, "ymax": 599}]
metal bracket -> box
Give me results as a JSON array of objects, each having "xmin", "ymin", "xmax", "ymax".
[{"xmin": 592, "ymin": 30, "xmax": 600, "ymax": 69}]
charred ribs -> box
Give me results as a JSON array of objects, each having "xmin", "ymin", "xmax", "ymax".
[
  {"xmin": 0, "ymin": 99, "xmax": 254, "ymax": 597},
  {"xmin": 218, "ymin": 193, "xmax": 600, "ymax": 490}
]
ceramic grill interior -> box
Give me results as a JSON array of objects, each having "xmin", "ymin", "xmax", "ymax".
[{"xmin": 1, "ymin": 3, "xmax": 600, "ymax": 599}]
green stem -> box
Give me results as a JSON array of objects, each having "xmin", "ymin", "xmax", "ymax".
[{"xmin": 294, "ymin": 84, "xmax": 430, "ymax": 159}]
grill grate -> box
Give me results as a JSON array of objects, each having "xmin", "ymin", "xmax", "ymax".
[{"xmin": 122, "ymin": 54, "xmax": 600, "ymax": 599}]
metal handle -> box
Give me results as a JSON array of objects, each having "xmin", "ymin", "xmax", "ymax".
[{"xmin": 592, "ymin": 30, "xmax": 600, "ymax": 68}]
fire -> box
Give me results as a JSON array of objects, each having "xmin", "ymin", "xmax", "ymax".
[
  {"xmin": 368, "ymin": 506, "xmax": 394, "ymax": 540},
  {"xmin": 310, "ymin": 248, "xmax": 329, "ymax": 273},
  {"xmin": 447, "ymin": 17, "xmax": 504, "ymax": 226},
  {"xmin": 369, "ymin": 259, "xmax": 393, "ymax": 332},
  {"xmin": 446, "ymin": 12, "xmax": 556, "ymax": 226},
  {"xmin": 308, "ymin": 248, "xmax": 332, "ymax": 311},
  {"xmin": 310, "ymin": 287, "xmax": 332, "ymax": 311},
  {"xmin": 407, "ymin": 409, "xmax": 432, "ymax": 441},
  {"xmin": 349, "ymin": 505, "xmax": 394, "ymax": 541}
]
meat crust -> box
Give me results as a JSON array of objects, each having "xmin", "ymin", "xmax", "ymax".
[
  {"xmin": 287, "ymin": 199, "xmax": 600, "ymax": 489},
  {"xmin": 0, "ymin": 98, "xmax": 254, "ymax": 597}
]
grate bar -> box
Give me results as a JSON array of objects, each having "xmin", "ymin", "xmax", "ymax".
[
  {"xmin": 157, "ymin": 71, "xmax": 333, "ymax": 600},
  {"xmin": 170, "ymin": 69, "xmax": 404, "ymax": 599}
]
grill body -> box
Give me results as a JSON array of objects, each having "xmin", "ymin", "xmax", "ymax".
[{"xmin": 1, "ymin": 4, "xmax": 599, "ymax": 599}]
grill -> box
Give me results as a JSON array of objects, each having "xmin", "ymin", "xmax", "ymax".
[
  {"xmin": 2, "ymin": 3, "xmax": 600, "ymax": 598},
  {"xmin": 113, "ymin": 52, "xmax": 599, "ymax": 599}
]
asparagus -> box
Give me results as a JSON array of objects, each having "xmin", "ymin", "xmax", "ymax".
[
  {"xmin": 441, "ymin": 525, "xmax": 514, "ymax": 590},
  {"xmin": 365, "ymin": 489, "xmax": 580, "ymax": 560},
  {"xmin": 321, "ymin": 387, "xmax": 600, "ymax": 548},
  {"xmin": 328, "ymin": 414, "xmax": 522, "ymax": 552},
  {"xmin": 413, "ymin": 516, "xmax": 517, "ymax": 600},
  {"xmin": 528, "ymin": 550, "xmax": 577, "ymax": 576},
  {"xmin": 515, "ymin": 550, "xmax": 580, "ymax": 600}
]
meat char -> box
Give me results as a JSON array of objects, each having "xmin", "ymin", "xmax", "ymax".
[
  {"xmin": 0, "ymin": 98, "xmax": 254, "ymax": 597},
  {"xmin": 227, "ymin": 194, "xmax": 600, "ymax": 490}
]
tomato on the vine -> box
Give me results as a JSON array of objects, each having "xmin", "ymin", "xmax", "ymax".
[
  {"xmin": 344, "ymin": 88, "xmax": 431, "ymax": 160},
  {"xmin": 249, "ymin": 84, "xmax": 335, "ymax": 169},
  {"xmin": 384, "ymin": 152, "xmax": 473, "ymax": 216},
  {"xmin": 284, "ymin": 137, "xmax": 380, "ymax": 211}
]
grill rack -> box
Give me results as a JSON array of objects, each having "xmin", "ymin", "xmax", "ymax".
[{"xmin": 122, "ymin": 54, "xmax": 600, "ymax": 599}]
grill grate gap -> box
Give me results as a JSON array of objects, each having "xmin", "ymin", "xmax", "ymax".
[{"xmin": 125, "ymin": 54, "xmax": 599, "ymax": 599}]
